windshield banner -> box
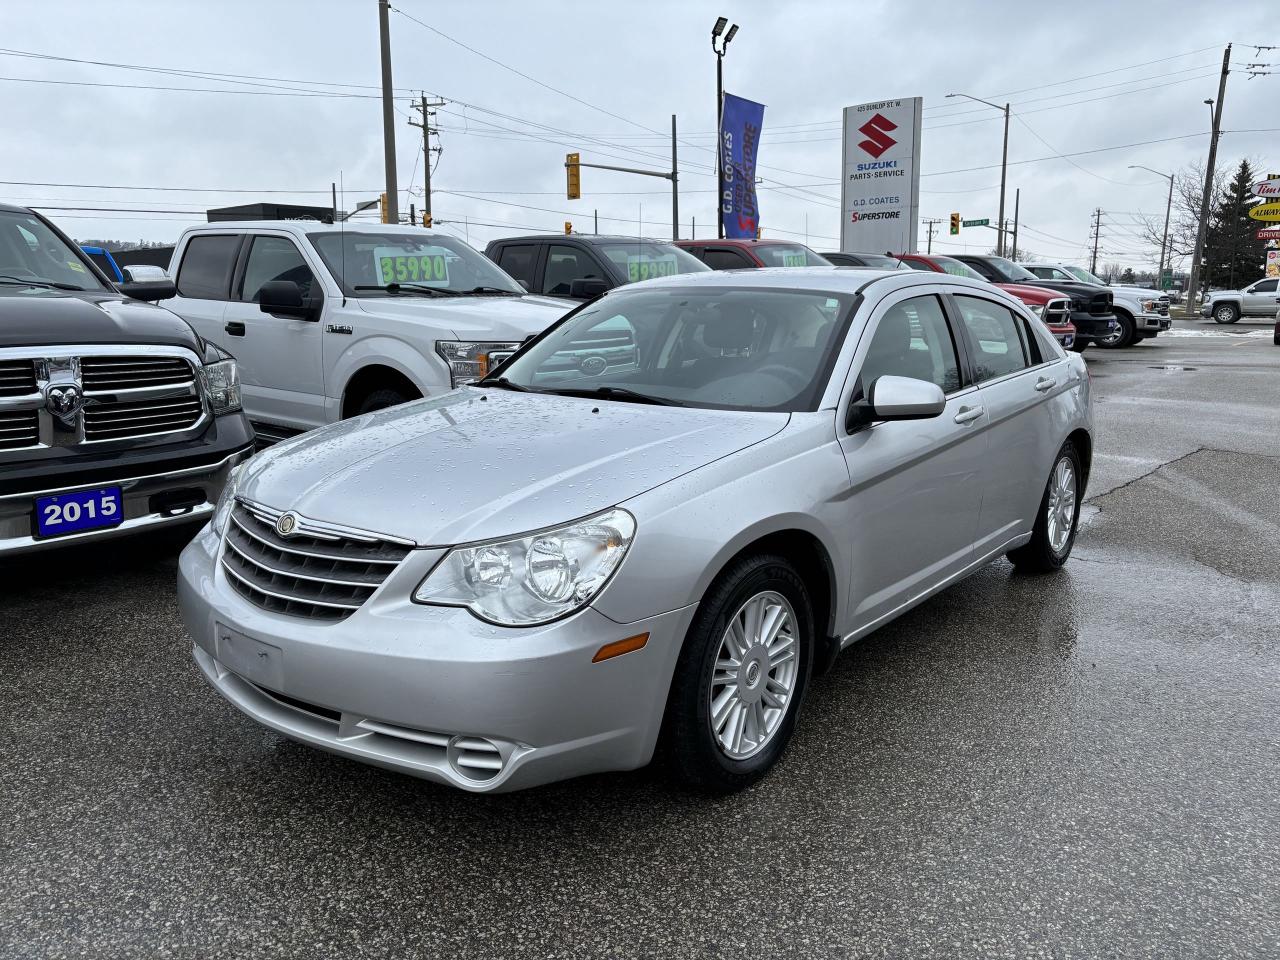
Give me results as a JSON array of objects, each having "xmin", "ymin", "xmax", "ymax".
[{"xmin": 719, "ymin": 92, "xmax": 765, "ymax": 239}]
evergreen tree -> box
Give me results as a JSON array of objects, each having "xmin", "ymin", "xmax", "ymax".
[{"xmin": 1204, "ymin": 160, "xmax": 1266, "ymax": 289}]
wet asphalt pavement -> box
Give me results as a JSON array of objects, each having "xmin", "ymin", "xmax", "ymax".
[{"xmin": 2, "ymin": 329, "xmax": 1278, "ymax": 959}]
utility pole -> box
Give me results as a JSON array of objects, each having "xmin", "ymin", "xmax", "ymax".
[
  {"xmin": 1011, "ymin": 188, "xmax": 1020, "ymax": 260},
  {"xmin": 1187, "ymin": 44, "xmax": 1231, "ymax": 310},
  {"xmin": 409, "ymin": 94, "xmax": 445, "ymax": 226},
  {"xmin": 1090, "ymin": 208, "xmax": 1103, "ymax": 274},
  {"xmin": 922, "ymin": 217, "xmax": 943, "ymax": 254},
  {"xmin": 377, "ymin": 0, "xmax": 399, "ymax": 224}
]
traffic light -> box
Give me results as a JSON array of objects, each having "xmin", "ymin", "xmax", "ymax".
[
  {"xmin": 380, "ymin": 193, "xmax": 390, "ymax": 224},
  {"xmin": 422, "ymin": 212, "xmax": 432, "ymax": 228},
  {"xmin": 949, "ymin": 212, "xmax": 960, "ymax": 235},
  {"xmin": 566, "ymin": 152, "xmax": 581, "ymax": 200},
  {"xmin": 564, "ymin": 221, "xmax": 573, "ymax": 235}
]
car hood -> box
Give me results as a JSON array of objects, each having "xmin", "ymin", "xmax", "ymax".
[
  {"xmin": 0, "ymin": 288, "xmax": 202, "ymax": 351},
  {"xmin": 997, "ymin": 282, "xmax": 1068, "ymax": 304},
  {"xmin": 1012, "ymin": 279, "xmax": 1109, "ymax": 301},
  {"xmin": 239, "ymin": 387, "xmax": 788, "ymax": 545},
  {"xmin": 354, "ymin": 293, "xmax": 568, "ymax": 341}
]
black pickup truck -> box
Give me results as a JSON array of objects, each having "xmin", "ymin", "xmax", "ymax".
[
  {"xmin": 952, "ymin": 255, "xmax": 1118, "ymax": 352},
  {"xmin": 0, "ymin": 203, "xmax": 253, "ymax": 555}
]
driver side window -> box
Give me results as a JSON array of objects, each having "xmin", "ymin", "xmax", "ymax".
[{"xmin": 859, "ymin": 296, "xmax": 962, "ymax": 395}]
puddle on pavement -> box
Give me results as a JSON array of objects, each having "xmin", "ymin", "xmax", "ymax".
[{"xmin": 1148, "ymin": 365, "xmax": 1197, "ymax": 372}]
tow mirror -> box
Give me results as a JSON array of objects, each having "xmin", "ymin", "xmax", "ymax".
[{"xmin": 847, "ymin": 375, "xmax": 946, "ymax": 431}]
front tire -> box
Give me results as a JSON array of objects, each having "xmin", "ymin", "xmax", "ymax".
[
  {"xmin": 1098, "ymin": 312, "xmax": 1135, "ymax": 349},
  {"xmin": 1007, "ymin": 442, "xmax": 1082, "ymax": 573},
  {"xmin": 1214, "ymin": 303, "xmax": 1240, "ymax": 324},
  {"xmin": 663, "ymin": 554, "xmax": 814, "ymax": 793},
  {"xmin": 354, "ymin": 387, "xmax": 415, "ymax": 415}
]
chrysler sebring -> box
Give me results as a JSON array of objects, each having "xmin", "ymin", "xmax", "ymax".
[{"xmin": 178, "ymin": 268, "xmax": 1092, "ymax": 793}]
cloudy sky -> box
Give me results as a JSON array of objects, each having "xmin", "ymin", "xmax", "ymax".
[{"xmin": 2, "ymin": 0, "xmax": 1275, "ymax": 271}]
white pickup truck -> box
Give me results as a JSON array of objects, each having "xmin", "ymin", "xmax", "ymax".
[{"xmin": 163, "ymin": 221, "xmax": 568, "ymax": 442}]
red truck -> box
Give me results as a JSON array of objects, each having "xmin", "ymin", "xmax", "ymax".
[{"xmin": 895, "ymin": 253, "xmax": 1076, "ymax": 349}]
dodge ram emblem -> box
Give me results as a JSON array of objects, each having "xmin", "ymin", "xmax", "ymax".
[
  {"xmin": 579, "ymin": 355, "xmax": 608, "ymax": 376},
  {"xmin": 45, "ymin": 383, "xmax": 85, "ymax": 423},
  {"xmin": 275, "ymin": 512, "xmax": 299, "ymax": 537}
]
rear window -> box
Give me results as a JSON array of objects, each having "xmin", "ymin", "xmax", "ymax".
[
  {"xmin": 754, "ymin": 244, "xmax": 830, "ymax": 268},
  {"xmin": 176, "ymin": 235, "xmax": 240, "ymax": 300}
]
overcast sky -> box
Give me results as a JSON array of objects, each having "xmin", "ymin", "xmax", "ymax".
[{"xmin": 2, "ymin": 0, "xmax": 1275, "ymax": 270}]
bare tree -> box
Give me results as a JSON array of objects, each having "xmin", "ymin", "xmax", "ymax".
[{"xmin": 1136, "ymin": 158, "xmax": 1227, "ymax": 267}]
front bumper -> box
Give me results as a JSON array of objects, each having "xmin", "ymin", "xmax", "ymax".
[
  {"xmin": 178, "ymin": 524, "xmax": 697, "ymax": 792},
  {"xmin": 0, "ymin": 442, "xmax": 253, "ymax": 555},
  {"xmin": 1070, "ymin": 313, "xmax": 1118, "ymax": 343},
  {"xmin": 1135, "ymin": 311, "xmax": 1171, "ymax": 332}
]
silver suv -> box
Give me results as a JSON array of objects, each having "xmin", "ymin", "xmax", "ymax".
[{"xmin": 178, "ymin": 267, "xmax": 1092, "ymax": 793}]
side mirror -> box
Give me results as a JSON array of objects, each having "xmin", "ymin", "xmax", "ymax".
[
  {"xmin": 846, "ymin": 375, "xmax": 946, "ymax": 431},
  {"xmin": 121, "ymin": 265, "xmax": 169, "ymax": 283},
  {"xmin": 258, "ymin": 280, "xmax": 317, "ymax": 320},
  {"xmin": 569, "ymin": 278, "xmax": 608, "ymax": 299},
  {"xmin": 516, "ymin": 278, "xmax": 532, "ymax": 293},
  {"xmin": 118, "ymin": 279, "xmax": 177, "ymax": 302}
]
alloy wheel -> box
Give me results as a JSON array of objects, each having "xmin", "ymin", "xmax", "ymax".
[
  {"xmin": 708, "ymin": 591, "xmax": 799, "ymax": 760},
  {"xmin": 1046, "ymin": 456, "xmax": 1077, "ymax": 555}
]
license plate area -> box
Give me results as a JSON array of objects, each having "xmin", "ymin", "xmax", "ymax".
[{"xmin": 34, "ymin": 486, "xmax": 123, "ymax": 538}]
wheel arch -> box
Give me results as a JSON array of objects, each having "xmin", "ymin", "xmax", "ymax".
[
  {"xmin": 341, "ymin": 364, "xmax": 423, "ymax": 418},
  {"xmin": 1068, "ymin": 427, "xmax": 1093, "ymax": 493}
]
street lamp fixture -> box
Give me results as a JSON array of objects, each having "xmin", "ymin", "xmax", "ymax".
[
  {"xmin": 712, "ymin": 17, "xmax": 728, "ymax": 39},
  {"xmin": 946, "ymin": 92, "xmax": 1011, "ymax": 256},
  {"xmin": 713, "ymin": 16, "xmax": 739, "ymax": 238},
  {"xmin": 1128, "ymin": 164, "xmax": 1176, "ymax": 290}
]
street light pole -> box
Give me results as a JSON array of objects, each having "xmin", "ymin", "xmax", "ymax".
[
  {"xmin": 712, "ymin": 17, "xmax": 738, "ymax": 240},
  {"xmin": 1129, "ymin": 164, "xmax": 1175, "ymax": 287},
  {"xmin": 947, "ymin": 92, "xmax": 1010, "ymax": 256},
  {"xmin": 377, "ymin": 0, "xmax": 399, "ymax": 224}
]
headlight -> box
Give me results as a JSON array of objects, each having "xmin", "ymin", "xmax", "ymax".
[
  {"xmin": 1140, "ymin": 299, "xmax": 1156, "ymax": 312},
  {"xmin": 202, "ymin": 359, "xmax": 242, "ymax": 414},
  {"xmin": 414, "ymin": 508, "xmax": 636, "ymax": 626},
  {"xmin": 435, "ymin": 340, "xmax": 521, "ymax": 387},
  {"xmin": 211, "ymin": 461, "xmax": 247, "ymax": 535},
  {"xmin": 1026, "ymin": 303, "xmax": 1045, "ymax": 318}
]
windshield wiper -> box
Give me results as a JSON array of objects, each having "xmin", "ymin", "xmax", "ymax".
[
  {"xmin": 454, "ymin": 285, "xmax": 519, "ymax": 296},
  {"xmin": 474, "ymin": 377, "xmax": 539, "ymax": 393},
  {"xmin": 0, "ymin": 275, "xmax": 84, "ymax": 291},
  {"xmin": 543, "ymin": 386, "xmax": 685, "ymax": 407},
  {"xmin": 353, "ymin": 283, "xmax": 451, "ymax": 297}
]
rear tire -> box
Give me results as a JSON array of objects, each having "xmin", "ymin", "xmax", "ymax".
[
  {"xmin": 1007, "ymin": 442, "xmax": 1082, "ymax": 574},
  {"xmin": 1213, "ymin": 303, "xmax": 1240, "ymax": 324},
  {"xmin": 354, "ymin": 387, "xmax": 415, "ymax": 415},
  {"xmin": 663, "ymin": 554, "xmax": 814, "ymax": 793}
]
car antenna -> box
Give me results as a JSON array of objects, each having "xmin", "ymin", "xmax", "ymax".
[
  {"xmin": 891, "ymin": 249, "xmax": 907, "ymax": 270},
  {"xmin": 338, "ymin": 171, "xmax": 347, "ymax": 306}
]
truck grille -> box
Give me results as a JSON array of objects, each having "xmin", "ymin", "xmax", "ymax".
[
  {"xmin": 1044, "ymin": 298, "xmax": 1071, "ymax": 327},
  {"xmin": 0, "ymin": 359, "xmax": 37, "ymax": 397},
  {"xmin": 81, "ymin": 356, "xmax": 194, "ymax": 390},
  {"xmin": 83, "ymin": 394, "xmax": 204, "ymax": 440},
  {"xmin": 1088, "ymin": 292, "xmax": 1114, "ymax": 316},
  {"xmin": 221, "ymin": 502, "xmax": 411, "ymax": 622},
  {"xmin": 0, "ymin": 409, "xmax": 39, "ymax": 450}
]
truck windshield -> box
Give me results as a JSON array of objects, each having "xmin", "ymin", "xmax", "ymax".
[
  {"xmin": 754, "ymin": 244, "xmax": 831, "ymax": 268},
  {"xmin": 308, "ymin": 230, "xmax": 524, "ymax": 297},
  {"xmin": 596, "ymin": 241, "xmax": 708, "ymax": 283},
  {"xmin": 932, "ymin": 257, "xmax": 987, "ymax": 281},
  {"xmin": 1065, "ymin": 265, "xmax": 1107, "ymax": 285},
  {"xmin": 984, "ymin": 256, "xmax": 1039, "ymax": 282},
  {"xmin": 0, "ymin": 210, "xmax": 107, "ymax": 292},
  {"xmin": 486, "ymin": 285, "xmax": 854, "ymax": 413}
]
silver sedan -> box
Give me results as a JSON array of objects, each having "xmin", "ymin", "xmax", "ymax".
[{"xmin": 178, "ymin": 268, "xmax": 1092, "ymax": 792}]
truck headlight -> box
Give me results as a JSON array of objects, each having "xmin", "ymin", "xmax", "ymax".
[
  {"xmin": 202, "ymin": 359, "xmax": 242, "ymax": 415},
  {"xmin": 414, "ymin": 508, "xmax": 636, "ymax": 626},
  {"xmin": 211, "ymin": 461, "xmax": 247, "ymax": 535},
  {"xmin": 1140, "ymin": 299, "xmax": 1156, "ymax": 312},
  {"xmin": 435, "ymin": 340, "xmax": 521, "ymax": 387}
]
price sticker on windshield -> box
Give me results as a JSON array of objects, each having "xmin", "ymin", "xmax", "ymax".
[
  {"xmin": 626, "ymin": 254, "xmax": 679, "ymax": 283},
  {"xmin": 373, "ymin": 246, "xmax": 451, "ymax": 286},
  {"xmin": 781, "ymin": 253, "xmax": 808, "ymax": 267}
]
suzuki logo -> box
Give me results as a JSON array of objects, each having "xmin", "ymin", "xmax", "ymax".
[
  {"xmin": 857, "ymin": 113, "xmax": 898, "ymax": 159},
  {"xmin": 45, "ymin": 383, "xmax": 85, "ymax": 424}
]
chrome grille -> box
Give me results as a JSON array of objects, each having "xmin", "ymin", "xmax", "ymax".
[
  {"xmin": 221, "ymin": 502, "xmax": 411, "ymax": 622},
  {"xmin": 1044, "ymin": 298, "xmax": 1071, "ymax": 326},
  {"xmin": 0, "ymin": 359, "xmax": 37, "ymax": 398},
  {"xmin": 0, "ymin": 409, "xmax": 39, "ymax": 450},
  {"xmin": 81, "ymin": 356, "xmax": 193, "ymax": 390},
  {"xmin": 84, "ymin": 395, "xmax": 203, "ymax": 440}
]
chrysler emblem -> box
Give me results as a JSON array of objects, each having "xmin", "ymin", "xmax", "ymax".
[
  {"xmin": 45, "ymin": 383, "xmax": 85, "ymax": 423},
  {"xmin": 275, "ymin": 512, "xmax": 299, "ymax": 537}
]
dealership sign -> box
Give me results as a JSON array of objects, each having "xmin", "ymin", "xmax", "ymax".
[
  {"xmin": 1247, "ymin": 201, "xmax": 1280, "ymax": 222},
  {"xmin": 840, "ymin": 97, "xmax": 922, "ymax": 255},
  {"xmin": 719, "ymin": 92, "xmax": 766, "ymax": 240},
  {"xmin": 1251, "ymin": 178, "xmax": 1280, "ymax": 198}
]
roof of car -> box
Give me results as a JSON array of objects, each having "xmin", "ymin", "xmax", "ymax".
[
  {"xmin": 180, "ymin": 220, "xmax": 457, "ymax": 237},
  {"xmin": 603, "ymin": 265, "xmax": 1007, "ymax": 299},
  {"xmin": 486, "ymin": 234, "xmax": 682, "ymax": 245},
  {"xmin": 673, "ymin": 238, "xmax": 805, "ymax": 247},
  {"xmin": 0, "ymin": 202, "xmax": 32, "ymax": 214}
]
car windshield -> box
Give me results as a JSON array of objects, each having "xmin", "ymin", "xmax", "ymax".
[
  {"xmin": 596, "ymin": 241, "xmax": 709, "ymax": 283},
  {"xmin": 0, "ymin": 210, "xmax": 107, "ymax": 292},
  {"xmin": 488, "ymin": 285, "xmax": 854, "ymax": 412},
  {"xmin": 308, "ymin": 230, "xmax": 524, "ymax": 297},
  {"xmin": 754, "ymin": 244, "xmax": 831, "ymax": 268},
  {"xmin": 1065, "ymin": 265, "xmax": 1106, "ymax": 285},
  {"xmin": 933, "ymin": 257, "xmax": 987, "ymax": 281},
  {"xmin": 983, "ymin": 256, "xmax": 1038, "ymax": 282},
  {"xmin": 855, "ymin": 254, "xmax": 908, "ymax": 269}
]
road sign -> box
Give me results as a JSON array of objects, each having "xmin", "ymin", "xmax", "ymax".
[
  {"xmin": 1247, "ymin": 202, "xmax": 1280, "ymax": 222},
  {"xmin": 962, "ymin": 218, "xmax": 989, "ymax": 227}
]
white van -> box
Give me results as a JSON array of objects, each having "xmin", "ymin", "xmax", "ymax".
[{"xmin": 163, "ymin": 221, "xmax": 568, "ymax": 442}]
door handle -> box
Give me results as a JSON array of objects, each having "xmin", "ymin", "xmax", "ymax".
[
  {"xmin": 1034, "ymin": 377, "xmax": 1057, "ymax": 392},
  {"xmin": 224, "ymin": 321, "xmax": 246, "ymax": 337},
  {"xmin": 954, "ymin": 405, "xmax": 984, "ymax": 424}
]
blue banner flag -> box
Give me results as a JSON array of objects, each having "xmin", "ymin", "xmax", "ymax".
[{"xmin": 719, "ymin": 93, "xmax": 765, "ymax": 239}]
